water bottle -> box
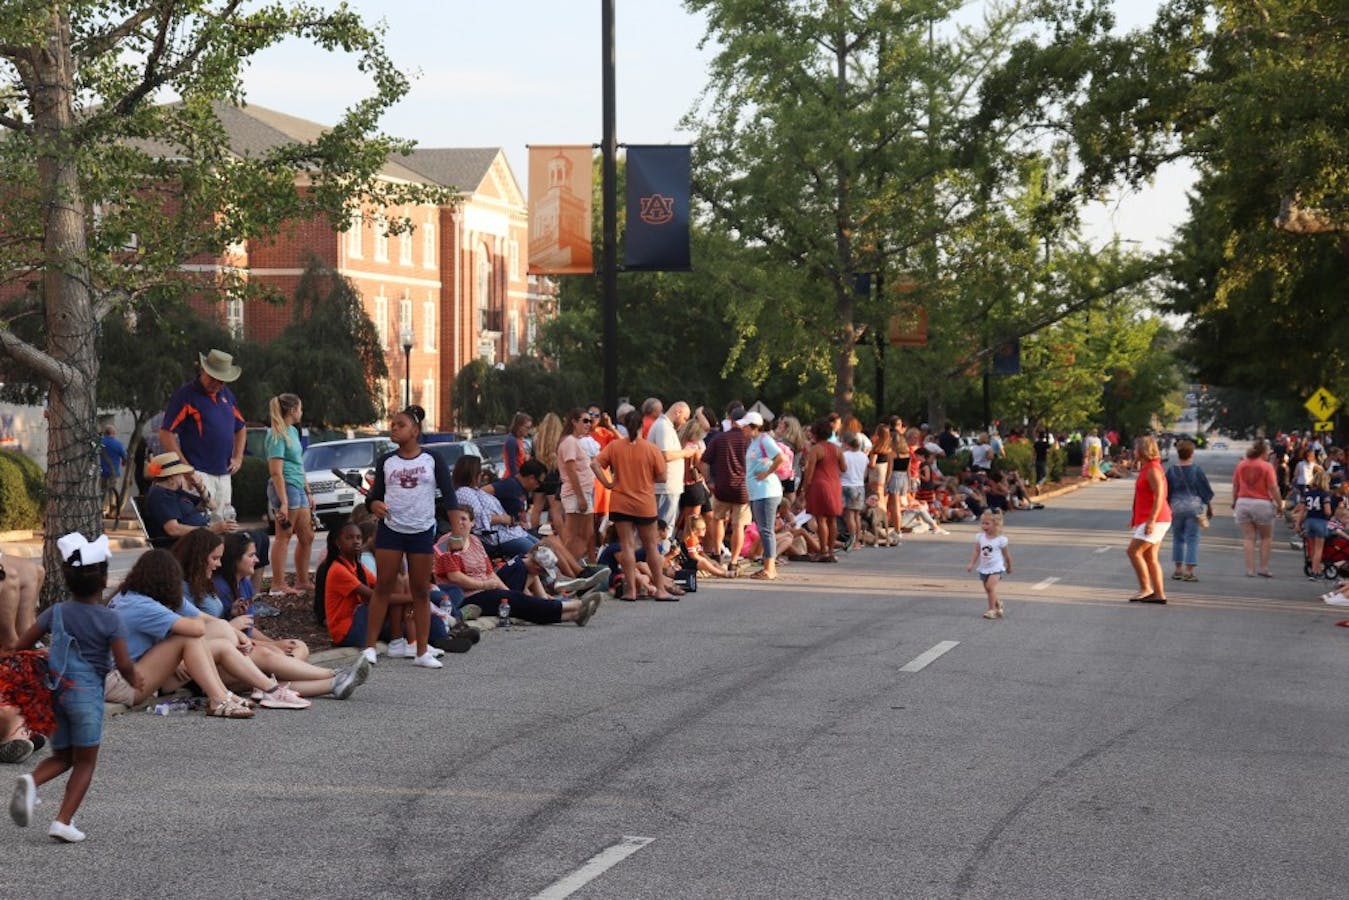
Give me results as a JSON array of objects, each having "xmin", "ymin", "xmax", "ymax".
[
  {"xmin": 221, "ymin": 504, "xmax": 237, "ymax": 523},
  {"xmin": 498, "ymin": 598, "xmax": 511, "ymax": 630},
  {"xmin": 150, "ymin": 698, "xmax": 193, "ymax": 716}
]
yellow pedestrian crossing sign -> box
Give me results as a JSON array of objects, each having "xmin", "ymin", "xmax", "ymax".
[
  {"xmin": 1306, "ymin": 387, "xmax": 1340, "ymax": 420},
  {"xmin": 1314, "ymin": 421, "xmax": 1335, "ymax": 432}
]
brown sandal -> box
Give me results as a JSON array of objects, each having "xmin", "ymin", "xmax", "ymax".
[
  {"xmin": 207, "ymin": 693, "xmax": 255, "ymax": 719},
  {"xmin": 749, "ymin": 569, "xmax": 777, "ymax": 580}
]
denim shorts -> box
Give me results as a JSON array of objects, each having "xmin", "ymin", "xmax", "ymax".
[
  {"xmin": 374, "ymin": 521, "xmax": 437, "ymax": 555},
  {"xmin": 1305, "ymin": 517, "xmax": 1330, "ymax": 539},
  {"xmin": 51, "ymin": 669, "xmax": 106, "ymax": 750},
  {"xmin": 267, "ymin": 481, "xmax": 309, "ymax": 510}
]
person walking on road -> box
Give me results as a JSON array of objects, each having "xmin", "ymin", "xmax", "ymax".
[
  {"xmin": 967, "ymin": 510, "xmax": 1011, "ymax": 619},
  {"xmin": 1232, "ymin": 439, "xmax": 1283, "ymax": 578},
  {"xmin": 1127, "ymin": 435, "xmax": 1171, "ymax": 603},
  {"xmin": 1165, "ymin": 439, "xmax": 1214, "ymax": 582}
]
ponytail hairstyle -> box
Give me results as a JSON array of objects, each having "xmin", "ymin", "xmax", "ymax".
[{"xmin": 269, "ymin": 393, "xmax": 302, "ymax": 442}]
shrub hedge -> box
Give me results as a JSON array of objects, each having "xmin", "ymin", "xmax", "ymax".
[
  {"xmin": 233, "ymin": 456, "xmax": 270, "ymax": 519},
  {"xmin": 0, "ymin": 451, "xmax": 43, "ymax": 531}
]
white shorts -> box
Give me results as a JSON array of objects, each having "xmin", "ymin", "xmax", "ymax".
[
  {"xmin": 198, "ymin": 472, "xmax": 232, "ymax": 509},
  {"xmin": 1130, "ymin": 521, "xmax": 1171, "ymax": 544},
  {"xmin": 562, "ymin": 490, "xmax": 595, "ymax": 515}
]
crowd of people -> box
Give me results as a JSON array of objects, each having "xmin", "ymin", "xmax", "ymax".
[{"xmin": 0, "ymin": 346, "xmax": 1090, "ymax": 842}]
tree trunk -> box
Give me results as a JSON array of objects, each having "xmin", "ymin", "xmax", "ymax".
[
  {"xmin": 33, "ymin": 8, "xmax": 103, "ymax": 605},
  {"xmin": 832, "ymin": 284, "xmax": 857, "ymax": 417}
]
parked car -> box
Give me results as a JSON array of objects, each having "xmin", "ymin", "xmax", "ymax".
[
  {"xmin": 301, "ymin": 437, "xmax": 395, "ymax": 531},
  {"xmin": 422, "ymin": 439, "xmax": 483, "ymax": 482},
  {"xmin": 466, "ymin": 433, "xmax": 511, "ymax": 480}
]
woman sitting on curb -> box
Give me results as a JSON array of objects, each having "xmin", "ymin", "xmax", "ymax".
[
  {"xmin": 214, "ymin": 532, "xmax": 309, "ymax": 661},
  {"xmin": 433, "ymin": 509, "xmax": 599, "ymax": 626},
  {"xmin": 104, "ymin": 550, "xmax": 256, "ymax": 719},
  {"xmin": 170, "ymin": 529, "xmax": 368, "ymax": 702}
]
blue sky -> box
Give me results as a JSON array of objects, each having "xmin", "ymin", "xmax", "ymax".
[{"xmin": 242, "ymin": 1, "xmax": 1191, "ymax": 251}]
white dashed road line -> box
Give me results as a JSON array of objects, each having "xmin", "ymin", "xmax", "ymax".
[
  {"xmin": 1032, "ymin": 577, "xmax": 1061, "ymax": 591},
  {"xmin": 1095, "ymin": 546, "xmax": 1111, "ymax": 554},
  {"xmin": 533, "ymin": 836, "xmax": 656, "ymax": 900},
  {"xmin": 899, "ymin": 641, "xmax": 960, "ymax": 673}
]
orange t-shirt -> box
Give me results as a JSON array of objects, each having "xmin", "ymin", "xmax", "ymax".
[
  {"xmin": 1233, "ymin": 458, "xmax": 1277, "ymax": 501},
  {"xmin": 324, "ymin": 556, "xmax": 372, "ymax": 644},
  {"xmin": 595, "ymin": 438, "xmax": 665, "ymax": 517}
]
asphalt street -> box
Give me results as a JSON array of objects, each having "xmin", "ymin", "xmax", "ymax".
[{"xmin": 7, "ymin": 446, "xmax": 1349, "ymax": 899}]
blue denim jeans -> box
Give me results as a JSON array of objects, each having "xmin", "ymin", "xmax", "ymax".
[
  {"xmin": 750, "ymin": 497, "xmax": 779, "ymax": 560},
  {"xmin": 1171, "ymin": 510, "xmax": 1200, "ymax": 567}
]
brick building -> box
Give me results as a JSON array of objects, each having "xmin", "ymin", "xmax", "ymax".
[{"xmin": 199, "ymin": 104, "xmax": 552, "ymax": 431}]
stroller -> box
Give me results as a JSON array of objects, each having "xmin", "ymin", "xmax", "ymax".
[{"xmin": 1304, "ymin": 529, "xmax": 1349, "ymax": 579}]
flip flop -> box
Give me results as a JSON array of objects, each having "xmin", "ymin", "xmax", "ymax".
[
  {"xmin": 749, "ymin": 570, "xmax": 777, "ymax": 581},
  {"xmin": 1128, "ymin": 593, "xmax": 1155, "ymax": 602}
]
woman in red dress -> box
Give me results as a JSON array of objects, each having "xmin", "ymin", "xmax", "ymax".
[
  {"xmin": 1127, "ymin": 435, "xmax": 1172, "ymax": 603},
  {"xmin": 802, "ymin": 419, "xmax": 845, "ymax": 562}
]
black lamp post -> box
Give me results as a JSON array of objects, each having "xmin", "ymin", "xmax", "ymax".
[{"xmin": 400, "ymin": 325, "xmax": 414, "ymax": 410}]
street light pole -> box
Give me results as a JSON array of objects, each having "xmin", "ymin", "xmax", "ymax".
[
  {"xmin": 400, "ymin": 326, "xmax": 414, "ymax": 411},
  {"xmin": 600, "ymin": 0, "xmax": 618, "ymax": 417}
]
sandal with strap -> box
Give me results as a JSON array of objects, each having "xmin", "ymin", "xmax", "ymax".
[{"xmin": 207, "ymin": 693, "xmax": 255, "ymax": 719}]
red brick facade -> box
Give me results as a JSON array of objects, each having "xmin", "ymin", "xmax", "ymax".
[{"xmin": 191, "ymin": 140, "xmax": 544, "ymax": 432}]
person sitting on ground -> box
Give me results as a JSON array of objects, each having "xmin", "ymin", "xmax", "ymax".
[
  {"xmin": 170, "ymin": 528, "xmax": 367, "ymax": 701},
  {"xmin": 140, "ymin": 451, "xmax": 271, "ymax": 590},
  {"xmin": 104, "ymin": 550, "xmax": 319, "ymax": 718},
  {"xmin": 432, "ymin": 509, "xmax": 600, "ymax": 625},
  {"xmin": 0, "ymin": 551, "xmax": 43, "ymax": 655},
  {"xmin": 485, "ymin": 459, "xmax": 545, "ymax": 535},
  {"xmin": 492, "ymin": 544, "xmax": 610, "ymax": 600},
  {"xmin": 681, "ymin": 518, "xmax": 729, "ymax": 577},
  {"xmin": 214, "ymin": 532, "xmax": 308, "ymax": 661},
  {"xmin": 453, "ymin": 455, "xmax": 582, "ymax": 574}
]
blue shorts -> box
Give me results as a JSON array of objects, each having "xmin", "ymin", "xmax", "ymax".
[
  {"xmin": 375, "ymin": 521, "xmax": 437, "ymax": 555},
  {"xmin": 1305, "ymin": 518, "xmax": 1330, "ymax": 539},
  {"xmin": 51, "ymin": 670, "xmax": 105, "ymax": 750},
  {"xmin": 267, "ymin": 481, "xmax": 309, "ymax": 510}
]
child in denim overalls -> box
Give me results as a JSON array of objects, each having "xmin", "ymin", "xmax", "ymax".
[{"xmin": 7, "ymin": 533, "xmax": 140, "ymax": 843}]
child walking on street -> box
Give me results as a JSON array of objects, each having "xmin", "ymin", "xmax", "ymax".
[
  {"xmin": 967, "ymin": 511, "xmax": 1012, "ymax": 619},
  {"xmin": 8, "ymin": 533, "xmax": 141, "ymax": 842}
]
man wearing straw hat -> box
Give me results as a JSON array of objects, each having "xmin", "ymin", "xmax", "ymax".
[{"xmin": 158, "ymin": 349, "xmax": 246, "ymax": 511}]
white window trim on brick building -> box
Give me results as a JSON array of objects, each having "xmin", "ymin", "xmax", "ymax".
[
  {"xmin": 422, "ymin": 296, "xmax": 435, "ymax": 351},
  {"xmin": 422, "ymin": 376, "xmax": 436, "ymax": 426},
  {"xmin": 399, "ymin": 226, "xmax": 413, "ymax": 266},
  {"xmin": 347, "ymin": 211, "xmax": 362, "ymax": 258},
  {"xmin": 399, "ymin": 295, "xmax": 413, "ymax": 349},
  {"xmin": 507, "ymin": 309, "xmax": 519, "ymax": 357},
  {"xmin": 509, "ymin": 240, "xmax": 519, "ymax": 279},
  {"xmin": 423, "ymin": 219, "xmax": 435, "ymax": 269},
  {"xmin": 225, "ymin": 297, "xmax": 244, "ymax": 339},
  {"xmin": 374, "ymin": 289, "xmax": 388, "ymax": 349},
  {"xmin": 374, "ymin": 214, "xmax": 389, "ymax": 262}
]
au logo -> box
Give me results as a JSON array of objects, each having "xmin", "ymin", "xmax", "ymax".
[{"xmin": 639, "ymin": 194, "xmax": 675, "ymax": 226}]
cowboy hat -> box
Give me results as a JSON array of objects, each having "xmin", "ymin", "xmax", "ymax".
[
  {"xmin": 146, "ymin": 451, "xmax": 194, "ymax": 479},
  {"xmin": 199, "ymin": 348, "xmax": 241, "ymax": 383}
]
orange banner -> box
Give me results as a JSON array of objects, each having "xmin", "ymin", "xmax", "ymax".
[{"xmin": 528, "ymin": 145, "xmax": 594, "ymax": 275}]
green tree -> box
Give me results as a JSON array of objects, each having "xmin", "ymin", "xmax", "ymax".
[
  {"xmin": 249, "ymin": 257, "xmax": 388, "ymax": 428},
  {"xmin": 985, "ymin": 0, "xmax": 1349, "ymax": 426},
  {"xmin": 0, "ymin": 1, "xmax": 440, "ymax": 595}
]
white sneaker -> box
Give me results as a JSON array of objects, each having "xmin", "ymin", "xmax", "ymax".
[
  {"xmin": 360, "ymin": 647, "xmax": 378, "ymax": 666},
  {"xmin": 48, "ymin": 820, "xmax": 85, "ymax": 843},
  {"xmin": 255, "ymin": 682, "xmax": 312, "ymax": 710},
  {"xmin": 412, "ymin": 651, "xmax": 443, "ymax": 669},
  {"xmin": 427, "ymin": 646, "xmax": 445, "ymax": 658},
  {"xmin": 386, "ymin": 638, "xmax": 416, "ymax": 659}
]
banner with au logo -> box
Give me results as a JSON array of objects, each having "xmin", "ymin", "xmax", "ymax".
[
  {"xmin": 528, "ymin": 145, "xmax": 594, "ymax": 275},
  {"xmin": 624, "ymin": 145, "xmax": 691, "ymax": 271}
]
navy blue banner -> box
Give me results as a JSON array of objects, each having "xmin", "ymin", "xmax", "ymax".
[
  {"xmin": 992, "ymin": 338, "xmax": 1021, "ymax": 376},
  {"xmin": 624, "ymin": 145, "xmax": 691, "ymax": 271}
]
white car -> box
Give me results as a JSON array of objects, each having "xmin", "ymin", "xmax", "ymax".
[{"xmin": 301, "ymin": 437, "xmax": 395, "ymax": 531}]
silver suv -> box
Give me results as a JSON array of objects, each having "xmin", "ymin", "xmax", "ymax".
[{"xmin": 303, "ymin": 437, "xmax": 395, "ymax": 530}]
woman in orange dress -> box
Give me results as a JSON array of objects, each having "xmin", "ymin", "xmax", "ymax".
[{"xmin": 802, "ymin": 419, "xmax": 845, "ymax": 562}]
